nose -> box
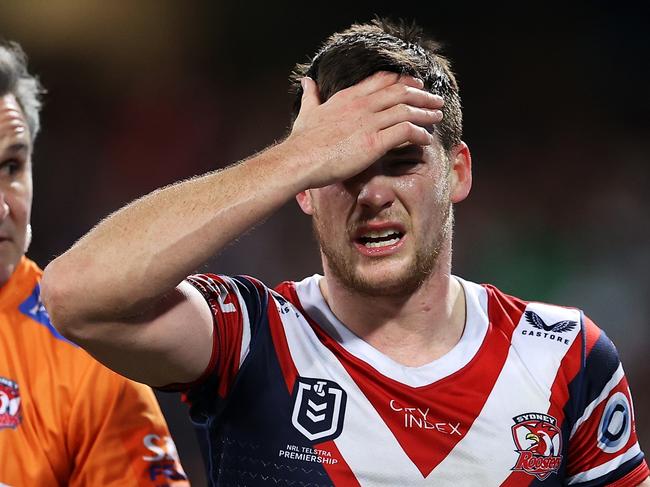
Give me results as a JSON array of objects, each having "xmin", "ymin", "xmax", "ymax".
[{"xmin": 354, "ymin": 174, "xmax": 395, "ymax": 213}]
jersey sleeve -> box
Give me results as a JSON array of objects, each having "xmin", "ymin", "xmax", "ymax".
[
  {"xmin": 67, "ymin": 360, "xmax": 189, "ymax": 486},
  {"xmin": 565, "ymin": 316, "xmax": 649, "ymax": 486},
  {"xmin": 174, "ymin": 274, "xmax": 267, "ymax": 416}
]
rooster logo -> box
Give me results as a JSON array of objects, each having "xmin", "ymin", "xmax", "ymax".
[
  {"xmin": 523, "ymin": 422, "xmax": 560, "ymax": 456},
  {"xmin": 511, "ymin": 413, "xmax": 563, "ymax": 480},
  {"xmin": 525, "ymin": 310, "xmax": 577, "ymax": 333}
]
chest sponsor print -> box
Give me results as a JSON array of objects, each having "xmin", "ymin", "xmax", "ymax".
[
  {"xmin": 291, "ymin": 377, "xmax": 347, "ymax": 442},
  {"xmin": 389, "ymin": 400, "xmax": 462, "ymax": 436},
  {"xmin": 511, "ymin": 412, "xmax": 563, "ymax": 481}
]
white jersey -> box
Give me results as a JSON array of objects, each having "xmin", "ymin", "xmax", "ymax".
[{"xmin": 166, "ymin": 273, "xmax": 648, "ymax": 486}]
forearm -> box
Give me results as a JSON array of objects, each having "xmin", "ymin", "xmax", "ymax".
[
  {"xmin": 42, "ymin": 72, "xmax": 442, "ymax": 334},
  {"xmin": 42, "ymin": 143, "xmax": 304, "ymax": 325}
]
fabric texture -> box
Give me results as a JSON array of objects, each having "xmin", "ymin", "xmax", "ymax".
[{"xmin": 0, "ymin": 258, "xmax": 188, "ymax": 486}]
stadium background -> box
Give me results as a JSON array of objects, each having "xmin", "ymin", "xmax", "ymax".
[{"xmin": 1, "ymin": 1, "xmax": 648, "ymax": 484}]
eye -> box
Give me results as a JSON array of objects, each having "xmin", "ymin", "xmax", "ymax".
[
  {"xmin": 0, "ymin": 159, "xmax": 22, "ymax": 177},
  {"xmin": 387, "ymin": 160, "xmax": 420, "ymax": 175}
]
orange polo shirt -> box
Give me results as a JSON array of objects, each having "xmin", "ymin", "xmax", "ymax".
[{"xmin": 0, "ymin": 257, "xmax": 189, "ymax": 486}]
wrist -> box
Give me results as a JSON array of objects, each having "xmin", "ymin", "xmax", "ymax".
[{"xmin": 262, "ymin": 138, "xmax": 318, "ymax": 193}]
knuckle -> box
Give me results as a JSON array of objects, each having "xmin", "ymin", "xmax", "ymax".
[
  {"xmin": 351, "ymin": 97, "xmax": 368, "ymax": 112},
  {"xmin": 361, "ymin": 130, "xmax": 381, "ymax": 152},
  {"xmin": 397, "ymin": 122, "xmax": 412, "ymax": 137},
  {"xmin": 379, "ymin": 70, "xmax": 398, "ymax": 81},
  {"xmin": 408, "ymin": 123, "xmax": 426, "ymax": 140},
  {"xmin": 400, "ymin": 104, "xmax": 414, "ymax": 117},
  {"xmin": 396, "ymin": 83, "xmax": 410, "ymax": 97},
  {"xmin": 331, "ymin": 90, "xmax": 346, "ymax": 102},
  {"xmin": 386, "ymin": 83, "xmax": 408, "ymax": 99}
]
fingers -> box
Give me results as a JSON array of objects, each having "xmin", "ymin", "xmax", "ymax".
[
  {"xmin": 350, "ymin": 71, "xmax": 424, "ymax": 98},
  {"xmin": 337, "ymin": 72, "xmax": 444, "ymax": 130},
  {"xmin": 374, "ymin": 103, "xmax": 443, "ymax": 132},
  {"xmin": 378, "ymin": 122, "xmax": 434, "ymax": 151},
  {"xmin": 367, "ymin": 83, "xmax": 444, "ymax": 112}
]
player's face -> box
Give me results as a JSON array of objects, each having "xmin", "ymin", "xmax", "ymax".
[
  {"xmin": 0, "ymin": 94, "xmax": 33, "ymax": 287},
  {"xmin": 299, "ymin": 140, "xmax": 469, "ymax": 297}
]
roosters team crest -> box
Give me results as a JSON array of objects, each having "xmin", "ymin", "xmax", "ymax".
[
  {"xmin": 291, "ymin": 377, "xmax": 347, "ymax": 442},
  {"xmin": 511, "ymin": 412, "xmax": 562, "ymax": 480},
  {"xmin": 0, "ymin": 377, "xmax": 21, "ymax": 430}
]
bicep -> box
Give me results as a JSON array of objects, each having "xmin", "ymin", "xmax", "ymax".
[{"xmin": 78, "ymin": 281, "xmax": 215, "ymax": 387}]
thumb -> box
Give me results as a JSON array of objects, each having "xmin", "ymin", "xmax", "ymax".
[{"xmin": 300, "ymin": 77, "xmax": 321, "ymax": 111}]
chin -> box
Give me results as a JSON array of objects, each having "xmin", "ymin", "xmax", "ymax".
[
  {"xmin": 334, "ymin": 257, "xmax": 431, "ymax": 298},
  {"xmin": 0, "ymin": 265, "xmax": 14, "ymax": 287},
  {"xmin": 0, "ymin": 250, "xmax": 22, "ymax": 287}
]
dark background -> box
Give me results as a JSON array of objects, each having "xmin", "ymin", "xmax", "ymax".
[{"xmin": 1, "ymin": 1, "xmax": 648, "ymax": 484}]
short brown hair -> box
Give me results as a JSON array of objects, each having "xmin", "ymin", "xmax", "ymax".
[{"xmin": 290, "ymin": 17, "xmax": 462, "ymax": 151}]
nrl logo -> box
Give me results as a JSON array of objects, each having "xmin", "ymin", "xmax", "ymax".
[
  {"xmin": 511, "ymin": 412, "xmax": 563, "ymax": 480},
  {"xmin": 291, "ymin": 377, "xmax": 347, "ymax": 442}
]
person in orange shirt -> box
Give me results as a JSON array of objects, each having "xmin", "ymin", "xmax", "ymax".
[{"xmin": 0, "ymin": 41, "xmax": 190, "ymax": 486}]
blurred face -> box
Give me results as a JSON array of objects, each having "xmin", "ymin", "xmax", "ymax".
[
  {"xmin": 0, "ymin": 94, "xmax": 33, "ymax": 286},
  {"xmin": 298, "ymin": 141, "xmax": 470, "ymax": 297}
]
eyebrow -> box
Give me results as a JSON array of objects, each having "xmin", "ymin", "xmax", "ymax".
[
  {"xmin": 1, "ymin": 142, "xmax": 30, "ymax": 155},
  {"xmin": 385, "ymin": 145, "xmax": 424, "ymax": 157}
]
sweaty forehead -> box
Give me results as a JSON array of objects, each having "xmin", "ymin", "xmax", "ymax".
[{"xmin": 0, "ymin": 94, "xmax": 30, "ymax": 149}]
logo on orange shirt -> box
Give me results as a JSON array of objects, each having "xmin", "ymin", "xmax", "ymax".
[{"xmin": 0, "ymin": 377, "xmax": 21, "ymax": 430}]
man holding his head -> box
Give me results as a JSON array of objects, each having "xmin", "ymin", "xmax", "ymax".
[{"xmin": 43, "ymin": 18, "xmax": 648, "ymax": 486}]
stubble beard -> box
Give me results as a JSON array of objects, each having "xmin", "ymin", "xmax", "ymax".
[{"xmin": 312, "ymin": 203, "xmax": 454, "ymax": 298}]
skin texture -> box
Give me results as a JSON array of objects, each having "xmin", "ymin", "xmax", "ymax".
[
  {"xmin": 0, "ymin": 94, "xmax": 32, "ymax": 286},
  {"xmin": 304, "ymin": 143, "xmax": 453, "ymax": 298}
]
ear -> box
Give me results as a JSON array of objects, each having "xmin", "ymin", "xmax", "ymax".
[
  {"xmin": 449, "ymin": 141, "xmax": 472, "ymax": 203},
  {"xmin": 295, "ymin": 190, "xmax": 314, "ymax": 215}
]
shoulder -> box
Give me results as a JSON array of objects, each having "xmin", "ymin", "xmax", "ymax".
[
  {"xmin": 482, "ymin": 282, "xmax": 616, "ymax": 361},
  {"xmin": 476, "ymin": 281, "xmax": 583, "ymax": 343},
  {"xmin": 478, "ymin": 281, "xmax": 633, "ymax": 403}
]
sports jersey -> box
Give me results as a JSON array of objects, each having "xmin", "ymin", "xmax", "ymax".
[
  {"xmin": 0, "ymin": 257, "xmax": 189, "ymax": 486},
  {"xmin": 173, "ymin": 272, "xmax": 649, "ymax": 486}
]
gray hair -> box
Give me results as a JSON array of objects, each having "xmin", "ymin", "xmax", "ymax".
[{"xmin": 0, "ymin": 41, "xmax": 44, "ymax": 141}]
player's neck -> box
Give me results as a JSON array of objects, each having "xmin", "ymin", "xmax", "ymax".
[{"xmin": 319, "ymin": 245, "xmax": 466, "ymax": 367}]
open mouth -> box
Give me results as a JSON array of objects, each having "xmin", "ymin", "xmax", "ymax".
[{"xmin": 356, "ymin": 229, "xmax": 405, "ymax": 248}]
